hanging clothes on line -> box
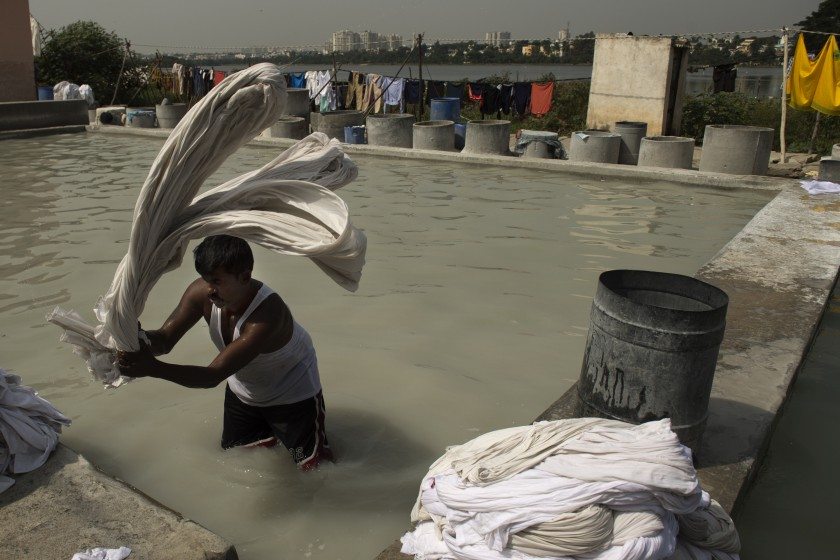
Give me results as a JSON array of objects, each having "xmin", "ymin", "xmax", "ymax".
[
  {"xmin": 513, "ymin": 81, "xmax": 531, "ymax": 116},
  {"xmin": 213, "ymin": 70, "xmax": 227, "ymax": 88},
  {"xmin": 404, "ymin": 80, "xmax": 421, "ymax": 104},
  {"xmin": 346, "ymin": 72, "xmax": 364, "ymax": 110},
  {"xmin": 316, "ymin": 71, "xmax": 336, "ymax": 112},
  {"xmin": 305, "ymin": 70, "xmax": 319, "ymax": 100},
  {"xmin": 499, "ymin": 83, "xmax": 513, "ymax": 115},
  {"xmin": 172, "ymin": 63, "xmax": 187, "ymax": 96},
  {"xmin": 381, "ymin": 77, "xmax": 405, "ymax": 113},
  {"xmin": 787, "ymin": 33, "xmax": 840, "ymax": 116},
  {"xmin": 530, "ymin": 81, "xmax": 554, "ymax": 117},
  {"xmin": 445, "ymin": 81, "xmax": 464, "ymax": 101},
  {"xmin": 712, "ymin": 64, "xmax": 737, "ymax": 93},
  {"xmin": 424, "ymin": 81, "xmax": 446, "ymax": 105},
  {"xmin": 362, "ymin": 73, "xmax": 384, "ymax": 113},
  {"xmin": 467, "ymin": 82, "xmax": 484, "ymax": 102},
  {"xmin": 480, "ymin": 85, "xmax": 501, "ymax": 116},
  {"xmin": 290, "ymin": 73, "xmax": 306, "ymax": 89}
]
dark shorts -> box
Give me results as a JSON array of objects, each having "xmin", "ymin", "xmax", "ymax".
[{"xmin": 221, "ymin": 385, "xmax": 333, "ymax": 470}]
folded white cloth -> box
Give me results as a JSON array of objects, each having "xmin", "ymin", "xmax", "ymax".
[
  {"xmin": 800, "ymin": 180, "xmax": 840, "ymax": 194},
  {"xmin": 0, "ymin": 369, "xmax": 71, "ymax": 493},
  {"xmin": 71, "ymin": 546, "xmax": 131, "ymax": 560},
  {"xmin": 402, "ymin": 418, "xmax": 739, "ymax": 560}
]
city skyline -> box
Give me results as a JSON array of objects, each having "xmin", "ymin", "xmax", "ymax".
[{"xmin": 27, "ymin": 0, "xmax": 821, "ymax": 54}]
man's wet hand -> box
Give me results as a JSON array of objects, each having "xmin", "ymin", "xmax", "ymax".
[{"xmin": 116, "ymin": 341, "xmax": 157, "ymax": 378}]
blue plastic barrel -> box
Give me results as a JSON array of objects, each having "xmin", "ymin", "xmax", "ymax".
[
  {"xmin": 37, "ymin": 86, "xmax": 54, "ymax": 100},
  {"xmin": 430, "ymin": 97, "xmax": 461, "ymax": 123},
  {"xmin": 344, "ymin": 125, "xmax": 366, "ymax": 144},
  {"xmin": 454, "ymin": 123, "xmax": 467, "ymax": 150}
]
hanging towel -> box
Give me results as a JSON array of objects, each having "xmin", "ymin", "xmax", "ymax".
[
  {"xmin": 290, "ymin": 72, "xmax": 306, "ymax": 89},
  {"xmin": 381, "ymin": 77, "xmax": 405, "ymax": 113},
  {"xmin": 480, "ymin": 85, "xmax": 501, "ymax": 116},
  {"xmin": 424, "ymin": 80, "xmax": 446, "ymax": 105},
  {"xmin": 404, "ymin": 79, "xmax": 421, "ymax": 104},
  {"xmin": 513, "ymin": 82, "xmax": 531, "ymax": 116},
  {"xmin": 48, "ymin": 64, "xmax": 367, "ymax": 386},
  {"xmin": 445, "ymin": 81, "xmax": 464, "ymax": 101},
  {"xmin": 499, "ymin": 83, "xmax": 513, "ymax": 114},
  {"xmin": 530, "ymin": 81, "xmax": 555, "ymax": 117},
  {"xmin": 467, "ymin": 82, "xmax": 484, "ymax": 102},
  {"xmin": 212, "ymin": 70, "xmax": 227, "ymax": 87}
]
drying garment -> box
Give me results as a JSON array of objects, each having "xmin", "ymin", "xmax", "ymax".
[
  {"xmin": 498, "ymin": 84, "xmax": 513, "ymax": 114},
  {"xmin": 72, "ymin": 547, "xmax": 132, "ymax": 560},
  {"xmin": 290, "ymin": 72, "xmax": 306, "ymax": 89},
  {"xmin": 346, "ymin": 72, "xmax": 364, "ymax": 109},
  {"xmin": 404, "ymin": 80, "xmax": 422, "ymax": 104},
  {"xmin": 786, "ymin": 34, "xmax": 840, "ymax": 115},
  {"xmin": 305, "ymin": 70, "xmax": 319, "ymax": 99},
  {"xmin": 316, "ymin": 71, "xmax": 336, "ymax": 111},
  {"xmin": 53, "ymin": 81, "xmax": 81, "ymax": 101},
  {"xmin": 512, "ymin": 82, "xmax": 531, "ymax": 116},
  {"xmin": 0, "ymin": 369, "xmax": 71, "ymax": 493},
  {"xmin": 172, "ymin": 63, "xmax": 187, "ymax": 96},
  {"xmin": 401, "ymin": 418, "xmax": 741, "ymax": 560},
  {"xmin": 445, "ymin": 81, "xmax": 465, "ymax": 101},
  {"xmin": 425, "ymin": 81, "xmax": 446, "ymax": 105},
  {"xmin": 467, "ymin": 82, "xmax": 484, "ymax": 102},
  {"xmin": 801, "ymin": 179, "xmax": 840, "ymax": 194},
  {"xmin": 79, "ymin": 84, "xmax": 95, "ymax": 108},
  {"xmin": 362, "ymin": 73, "xmax": 384, "ymax": 113},
  {"xmin": 48, "ymin": 63, "xmax": 367, "ymax": 387},
  {"xmin": 712, "ymin": 64, "xmax": 737, "ymax": 93},
  {"xmin": 381, "ymin": 77, "xmax": 406, "ymax": 113},
  {"xmin": 480, "ymin": 85, "xmax": 501, "ymax": 116},
  {"xmin": 336, "ymin": 84, "xmax": 348, "ymax": 110},
  {"xmin": 213, "ymin": 70, "xmax": 227, "ymax": 87},
  {"xmin": 192, "ymin": 67, "xmax": 208, "ymax": 97},
  {"xmin": 530, "ymin": 81, "xmax": 555, "ymax": 117}
]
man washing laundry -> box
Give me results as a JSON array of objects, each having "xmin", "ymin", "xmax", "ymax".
[{"xmin": 118, "ymin": 235, "xmax": 332, "ymax": 470}]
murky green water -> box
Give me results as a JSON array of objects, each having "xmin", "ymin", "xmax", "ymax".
[
  {"xmin": 0, "ymin": 132, "xmax": 771, "ymax": 559},
  {"xmin": 736, "ymin": 277, "xmax": 840, "ymax": 559}
]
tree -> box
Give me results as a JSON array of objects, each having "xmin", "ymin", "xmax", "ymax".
[
  {"xmin": 36, "ymin": 21, "xmax": 141, "ymax": 105},
  {"xmin": 797, "ymin": 0, "xmax": 840, "ymax": 51}
]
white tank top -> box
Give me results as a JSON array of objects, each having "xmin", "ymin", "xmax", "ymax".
[{"xmin": 209, "ymin": 283, "xmax": 321, "ymax": 406}]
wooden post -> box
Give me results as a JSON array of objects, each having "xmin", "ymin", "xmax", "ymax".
[
  {"xmin": 110, "ymin": 39, "xmax": 131, "ymax": 105},
  {"xmin": 780, "ymin": 28, "xmax": 789, "ymax": 164},
  {"xmin": 418, "ymin": 33, "xmax": 424, "ymax": 121}
]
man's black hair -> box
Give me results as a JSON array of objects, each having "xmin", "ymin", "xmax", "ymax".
[{"xmin": 193, "ymin": 235, "xmax": 254, "ymax": 276}]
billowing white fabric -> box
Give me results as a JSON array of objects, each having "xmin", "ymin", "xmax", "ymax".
[
  {"xmin": 401, "ymin": 418, "xmax": 740, "ymax": 560},
  {"xmin": 47, "ymin": 63, "xmax": 366, "ymax": 387},
  {"xmin": 71, "ymin": 547, "xmax": 131, "ymax": 560},
  {"xmin": 30, "ymin": 16, "xmax": 43, "ymax": 57},
  {"xmin": 0, "ymin": 369, "xmax": 71, "ymax": 493},
  {"xmin": 54, "ymin": 81, "xmax": 81, "ymax": 101}
]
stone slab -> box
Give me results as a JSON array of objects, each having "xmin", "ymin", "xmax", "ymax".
[
  {"xmin": 0, "ymin": 444, "xmax": 237, "ymax": 560},
  {"xmin": 0, "ymin": 100, "xmax": 89, "ymax": 132}
]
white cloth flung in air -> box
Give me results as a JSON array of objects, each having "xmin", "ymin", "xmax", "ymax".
[
  {"xmin": 71, "ymin": 546, "xmax": 131, "ymax": 560},
  {"xmin": 47, "ymin": 63, "xmax": 367, "ymax": 387},
  {"xmin": 0, "ymin": 369, "xmax": 71, "ymax": 493},
  {"xmin": 401, "ymin": 418, "xmax": 740, "ymax": 560}
]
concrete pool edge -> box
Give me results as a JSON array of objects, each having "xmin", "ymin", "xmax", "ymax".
[
  {"xmin": 0, "ymin": 443, "xmax": 237, "ymax": 559},
  {"xmin": 84, "ymin": 124, "xmax": 793, "ymax": 192}
]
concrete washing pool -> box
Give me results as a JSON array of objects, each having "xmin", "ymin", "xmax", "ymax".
[{"xmin": 0, "ymin": 133, "xmax": 773, "ymax": 559}]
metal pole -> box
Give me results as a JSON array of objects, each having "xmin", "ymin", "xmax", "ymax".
[
  {"xmin": 418, "ymin": 33, "xmax": 424, "ymax": 121},
  {"xmin": 780, "ymin": 28, "xmax": 789, "ymax": 164}
]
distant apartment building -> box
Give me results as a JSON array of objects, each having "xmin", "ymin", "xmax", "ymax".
[
  {"xmin": 360, "ymin": 30, "xmax": 379, "ymax": 51},
  {"xmin": 332, "ymin": 30, "xmax": 360, "ymax": 52},
  {"xmin": 736, "ymin": 38, "xmax": 755, "ymax": 54},
  {"xmin": 558, "ymin": 29, "xmax": 570, "ymax": 42},
  {"xmin": 384, "ymin": 34, "xmax": 404, "ymax": 50},
  {"xmin": 485, "ymin": 31, "xmax": 511, "ymax": 47}
]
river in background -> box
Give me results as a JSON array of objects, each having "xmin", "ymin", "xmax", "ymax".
[{"xmin": 218, "ymin": 63, "xmax": 784, "ymax": 98}]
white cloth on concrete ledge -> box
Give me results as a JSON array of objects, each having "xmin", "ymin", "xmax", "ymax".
[
  {"xmin": 47, "ymin": 63, "xmax": 367, "ymax": 387},
  {"xmin": 71, "ymin": 546, "xmax": 131, "ymax": 560},
  {"xmin": 401, "ymin": 418, "xmax": 740, "ymax": 560},
  {"xmin": 0, "ymin": 369, "xmax": 71, "ymax": 493},
  {"xmin": 800, "ymin": 180, "xmax": 840, "ymax": 194}
]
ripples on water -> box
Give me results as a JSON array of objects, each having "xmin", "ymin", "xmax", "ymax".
[{"xmin": 0, "ymin": 133, "xmax": 772, "ymax": 559}]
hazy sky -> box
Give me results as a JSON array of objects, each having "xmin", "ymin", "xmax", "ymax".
[{"xmin": 28, "ymin": 0, "xmax": 822, "ymax": 53}]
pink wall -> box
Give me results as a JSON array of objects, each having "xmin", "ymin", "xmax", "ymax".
[{"xmin": 0, "ymin": 0, "xmax": 36, "ymax": 102}]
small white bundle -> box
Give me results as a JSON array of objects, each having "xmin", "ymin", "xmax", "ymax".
[
  {"xmin": 401, "ymin": 418, "xmax": 740, "ymax": 560},
  {"xmin": 0, "ymin": 369, "xmax": 71, "ymax": 493}
]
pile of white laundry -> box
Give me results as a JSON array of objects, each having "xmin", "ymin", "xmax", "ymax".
[
  {"xmin": 0, "ymin": 369, "xmax": 70, "ymax": 493},
  {"xmin": 401, "ymin": 418, "xmax": 740, "ymax": 560},
  {"xmin": 48, "ymin": 63, "xmax": 366, "ymax": 387}
]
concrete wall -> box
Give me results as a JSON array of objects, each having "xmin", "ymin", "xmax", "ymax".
[
  {"xmin": 0, "ymin": 100, "xmax": 89, "ymax": 131},
  {"xmin": 587, "ymin": 35, "xmax": 688, "ymax": 136},
  {"xmin": 0, "ymin": 0, "xmax": 36, "ymax": 102}
]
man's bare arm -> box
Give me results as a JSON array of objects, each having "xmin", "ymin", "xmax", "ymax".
[{"xmin": 143, "ymin": 279, "xmax": 205, "ymax": 355}]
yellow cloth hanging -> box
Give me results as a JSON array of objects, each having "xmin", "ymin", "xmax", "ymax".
[{"xmin": 786, "ymin": 34, "xmax": 840, "ymax": 115}]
